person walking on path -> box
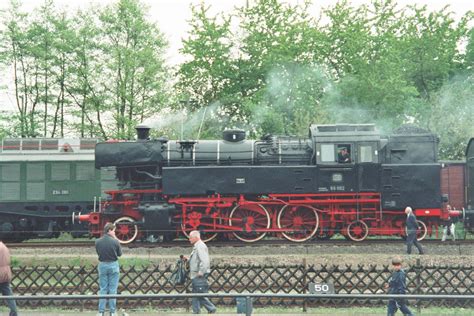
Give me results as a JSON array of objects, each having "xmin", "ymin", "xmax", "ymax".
[
  {"xmin": 95, "ymin": 223, "xmax": 122, "ymax": 316},
  {"xmin": 386, "ymin": 257, "xmax": 414, "ymax": 316},
  {"xmin": 0, "ymin": 241, "xmax": 18, "ymax": 316},
  {"xmin": 187, "ymin": 230, "xmax": 216, "ymax": 314},
  {"xmin": 405, "ymin": 207, "xmax": 424, "ymax": 254}
]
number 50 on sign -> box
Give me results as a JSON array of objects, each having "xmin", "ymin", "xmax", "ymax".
[{"xmin": 308, "ymin": 282, "xmax": 335, "ymax": 294}]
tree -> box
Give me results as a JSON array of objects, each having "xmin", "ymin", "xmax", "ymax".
[
  {"xmin": 66, "ymin": 7, "xmax": 109, "ymax": 138},
  {"xmin": 319, "ymin": 0, "xmax": 417, "ymax": 129},
  {"xmin": 99, "ymin": 0, "xmax": 169, "ymax": 139},
  {"xmin": 428, "ymin": 76, "xmax": 474, "ymax": 160},
  {"xmin": 175, "ymin": 3, "xmax": 235, "ymax": 139},
  {"xmin": 401, "ymin": 5, "xmax": 472, "ymax": 100},
  {"xmin": 466, "ymin": 27, "xmax": 474, "ymax": 71},
  {"xmin": 236, "ymin": 0, "xmax": 326, "ymax": 135},
  {"xmin": 0, "ymin": 0, "xmax": 38, "ymax": 137},
  {"xmin": 1, "ymin": 0, "xmax": 169, "ymax": 140},
  {"xmin": 177, "ymin": 4, "xmax": 233, "ymax": 109},
  {"xmin": 178, "ymin": 0, "xmax": 327, "ymax": 137}
]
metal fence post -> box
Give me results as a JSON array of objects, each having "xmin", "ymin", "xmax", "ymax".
[
  {"xmin": 302, "ymin": 258, "xmax": 307, "ymax": 313},
  {"xmin": 416, "ymin": 258, "xmax": 421, "ymax": 313},
  {"xmin": 185, "ymin": 272, "xmax": 190, "ymax": 313},
  {"xmin": 79, "ymin": 267, "xmax": 85, "ymax": 312}
]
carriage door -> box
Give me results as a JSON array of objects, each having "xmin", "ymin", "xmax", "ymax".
[{"xmin": 357, "ymin": 142, "xmax": 380, "ymax": 192}]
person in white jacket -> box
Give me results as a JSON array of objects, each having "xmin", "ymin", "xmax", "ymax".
[{"xmin": 188, "ymin": 230, "xmax": 216, "ymax": 314}]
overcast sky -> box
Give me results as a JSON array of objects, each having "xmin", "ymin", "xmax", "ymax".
[{"xmin": 0, "ymin": 0, "xmax": 473, "ymax": 111}]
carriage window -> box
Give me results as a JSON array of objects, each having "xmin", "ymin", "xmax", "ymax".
[
  {"xmin": 321, "ymin": 144, "xmax": 335, "ymax": 162},
  {"xmin": 76, "ymin": 162, "xmax": 96, "ymax": 180},
  {"xmin": 27, "ymin": 163, "xmax": 45, "ymax": 181},
  {"xmin": 26, "ymin": 183, "xmax": 45, "ymax": 200},
  {"xmin": 1, "ymin": 164, "xmax": 20, "ymax": 181},
  {"xmin": 51, "ymin": 163, "xmax": 70, "ymax": 181},
  {"xmin": 359, "ymin": 145, "xmax": 374, "ymax": 162}
]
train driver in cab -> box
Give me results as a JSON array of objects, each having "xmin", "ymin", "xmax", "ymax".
[{"xmin": 338, "ymin": 147, "xmax": 351, "ymax": 163}]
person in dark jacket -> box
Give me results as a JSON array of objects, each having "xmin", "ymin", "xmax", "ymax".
[
  {"xmin": 95, "ymin": 223, "xmax": 122, "ymax": 316},
  {"xmin": 405, "ymin": 207, "xmax": 424, "ymax": 254},
  {"xmin": 0, "ymin": 241, "xmax": 18, "ymax": 316},
  {"xmin": 386, "ymin": 257, "xmax": 413, "ymax": 316},
  {"xmin": 338, "ymin": 147, "xmax": 351, "ymax": 163}
]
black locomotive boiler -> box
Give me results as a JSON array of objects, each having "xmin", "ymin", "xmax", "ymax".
[{"xmin": 77, "ymin": 123, "xmax": 461, "ymax": 243}]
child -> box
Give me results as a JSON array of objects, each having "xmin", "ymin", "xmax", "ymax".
[{"xmin": 386, "ymin": 257, "xmax": 413, "ymax": 316}]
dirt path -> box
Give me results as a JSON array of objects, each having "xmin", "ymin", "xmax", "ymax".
[{"xmin": 12, "ymin": 241, "xmax": 473, "ymax": 266}]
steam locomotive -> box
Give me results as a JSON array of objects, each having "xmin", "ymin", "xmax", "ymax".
[{"xmin": 75, "ymin": 123, "xmax": 466, "ymax": 244}]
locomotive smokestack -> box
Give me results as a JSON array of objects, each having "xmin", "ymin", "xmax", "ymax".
[{"xmin": 136, "ymin": 124, "xmax": 151, "ymax": 140}]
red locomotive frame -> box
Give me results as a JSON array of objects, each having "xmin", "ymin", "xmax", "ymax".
[{"xmin": 76, "ymin": 189, "xmax": 460, "ymax": 244}]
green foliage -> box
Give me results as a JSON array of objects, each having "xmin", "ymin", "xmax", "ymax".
[
  {"xmin": 99, "ymin": 0, "xmax": 169, "ymax": 139},
  {"xmin": 466, "ymin": 28, "xmax": 474, "ymax": 70},
  {"xmin": 10, "ymin": 256, "xmax": 20, "ymax": 267},
  {"xmin": 253, "ymin": 63, "xmax": 330, "ymax": 136},
  {"xmin": 0, "ymin": 0, "xmax": 169, "ymax": 139},
  {"xmin": 177, "ymin": 0, "xmax": 473, "ymax": 160},
  {"xmin": 427, "ymin": 75, "xmax": 474, "ymax": 160},
  {"xmin": 177, "ymin": 0, "xmax": 324, "ymax": 137},
  {"xmin": 0, "ymin": 0, "xmax": 473, "ymax": 157}
]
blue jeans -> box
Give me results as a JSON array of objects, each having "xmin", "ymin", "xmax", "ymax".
[
  {"xmin": 0, "ymin": 281, "xmax": 18, "ymax": 316},
  {"xmin": 191, "ymin": 276, "xmax": 216, "ymax": 314},
  {"xmin": 98, "ymin": 261, "xmax": 120, "ymax": 313},
  {"xmin": 387, "ymin": 299, "xmax": 413, "ymax": 315}
]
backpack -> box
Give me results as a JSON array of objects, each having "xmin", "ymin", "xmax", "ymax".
[{"xmin": 170, "ymin": 257, "xmax": 187, "ymax": 285}]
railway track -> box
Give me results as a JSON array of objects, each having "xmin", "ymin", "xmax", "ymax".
[{"xmin": 6, "ymin": 238, "xmax": 472, "ymax": 249}]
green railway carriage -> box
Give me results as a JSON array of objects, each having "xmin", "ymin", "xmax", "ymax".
[{"xmin": 0, "ymin": 138, "xmax": 116, "ymax": 240}]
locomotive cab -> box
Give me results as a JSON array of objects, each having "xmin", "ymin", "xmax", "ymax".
[{"xmin": 310, "ymin": 124, "xmax": 381, "ymax": 193}]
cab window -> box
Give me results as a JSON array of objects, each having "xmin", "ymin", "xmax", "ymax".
[
  {"xmin": 321, "ymin": 144, "xmax": 335, "ymax": 162},
  {"xmin": 337, "ymin": 144, "xmax": 351, "ymax": 163},
  {"xmin": 359, "ymin": 145, "xmax": 374, "ymax": 162}
]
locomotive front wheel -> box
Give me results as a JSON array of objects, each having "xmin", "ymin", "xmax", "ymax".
[
  {"xmin": 113, "ymin": 216, "xmax": 139, "ymax": 244},
  {"xmin": 405, "ymin": 220, "xmax": 428, "ymax": 241},
  {"xmin": 229, "ymin": 203, "xmax": 270, "ymax": 242},
  {"xmin": 346, "ymin": 220, "xmax": 369, "ymax": 242},
  {"xmin": 181, "ymin": 206, "xmax": 220, "ymax": 243},
  {"xmin": 277, "ymin": 205, "xmax": 319, "ymax": 242}
]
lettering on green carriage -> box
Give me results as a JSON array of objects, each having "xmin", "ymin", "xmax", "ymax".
[{"xmin": 52, "ymin": 190, "xmax": 70, "ymax": 195}]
